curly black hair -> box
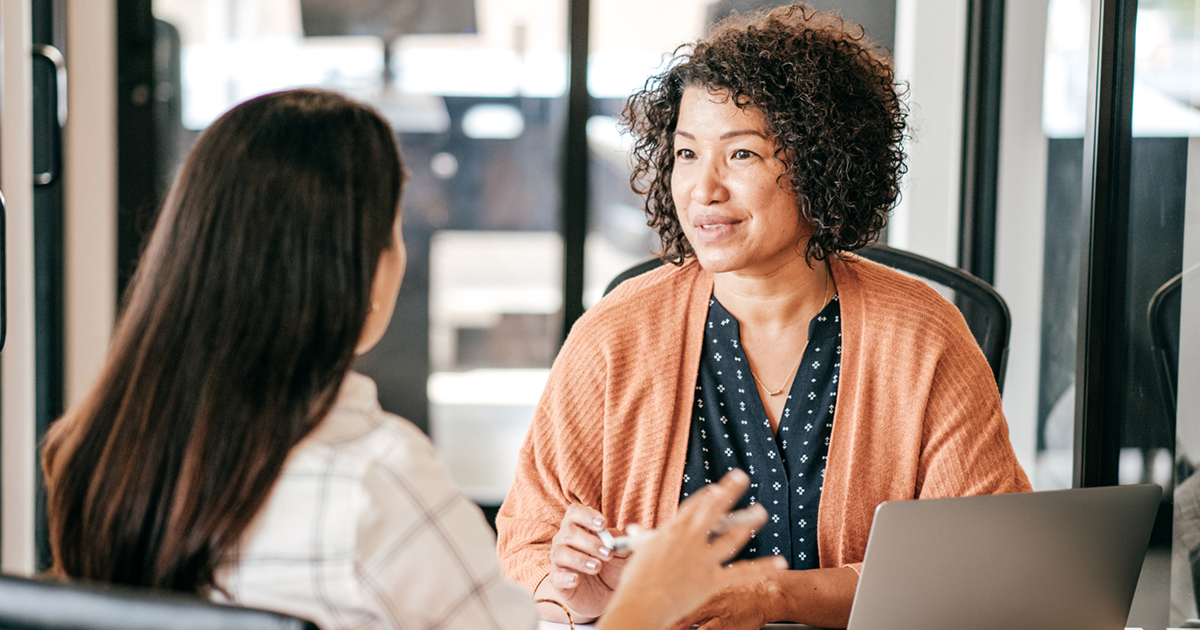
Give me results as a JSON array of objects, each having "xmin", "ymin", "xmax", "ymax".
[{"xmin": 622, "ymin": 3, "xmax": 908, "ymax": 263}]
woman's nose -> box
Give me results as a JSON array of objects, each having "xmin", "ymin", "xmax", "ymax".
[{"xmin": 689, "ymin": 161, "xmax": 729, "ymax": 205}]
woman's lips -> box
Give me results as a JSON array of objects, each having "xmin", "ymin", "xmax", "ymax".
[{"xmin": 692, "ymin": 214, "xmax": 742, "ymax": 243}]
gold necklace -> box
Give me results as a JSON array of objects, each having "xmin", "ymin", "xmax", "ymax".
[{"xmin": 749, "ymin": 265, "xmax": 831, "ymax": 397}]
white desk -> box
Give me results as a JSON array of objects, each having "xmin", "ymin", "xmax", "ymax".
[
  {"xmin": 537, "ymin": 622, "xmax": 827, "ymax": 629},
  {"xmin": 539, "ymin": 622, "xmax": 1162, "ymax": 629}
]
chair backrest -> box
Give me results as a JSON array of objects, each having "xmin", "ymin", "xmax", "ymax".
[
  {"xmin": 0, "ymin": 573, "xmax": 319, "ymax": 630},
  {"xmin": 603, "ymin": 244, "xmax": 1012, "ymax": 391},
  {"xmin": 1148, "ymin": 262, "xmax": 1198, "ymax": 418}
]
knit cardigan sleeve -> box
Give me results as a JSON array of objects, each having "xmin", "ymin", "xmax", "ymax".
[
  {"xmin": 495, "ymin": 263, "xmax": 708, "ymax": 593},
  {"xmin": 494, "ymin": 322, "xmax": 609, "ymax": 592}
]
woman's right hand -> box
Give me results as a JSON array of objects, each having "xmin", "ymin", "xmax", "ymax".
[
  {"xmin": 535, "ymin": 504, "xmax": 629, "ymax": 622},
  {"xmin": 598, "ymin": 470, "xmax": 786, "ymax": 630}
]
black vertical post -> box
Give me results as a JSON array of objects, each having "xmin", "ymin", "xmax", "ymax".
[
  {"xmin": 116, "ymin": 0, "xmax": 158, "ymax": 300},
  {"xmin": 561, "ymin": 0, "xmax": 590, "ymax": 340},
  {"xmin": 1074, "ymin": 0, "xmax": 1138, "ymax": 488},
  {"xmin": 958, "ymin": 0, "xmax": 1004, "ymax": 285},
  {"xmin": 31, "ymin": 0, "xmax": 67, "ymax": 573}
]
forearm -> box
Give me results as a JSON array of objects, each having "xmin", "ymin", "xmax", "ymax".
[{"xmin": 761, "ymin": 566, "xmax": 859, "ymax": 628}]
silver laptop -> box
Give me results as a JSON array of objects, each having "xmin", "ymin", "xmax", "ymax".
[{"xmin": 846, "ymin": 484, "xmax": 1162, "ymax": 630}]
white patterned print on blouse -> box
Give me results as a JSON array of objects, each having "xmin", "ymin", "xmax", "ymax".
[{"xmin": 679, "ymin": 294, "xmax": 842, "ymax": 570}]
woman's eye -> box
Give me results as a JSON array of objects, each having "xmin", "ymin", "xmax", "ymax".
[
  {"xmin": 676, "ymin": 148, "xmax": 696, "ymax": 159},
  {"xmin": 732, "ymin": 149, "xmax": 756, "ymax": 159}
]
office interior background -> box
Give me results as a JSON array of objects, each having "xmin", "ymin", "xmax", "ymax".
[{"xmin": 0, "ymin": 0, "xmax": 1197, "ymax": 627}]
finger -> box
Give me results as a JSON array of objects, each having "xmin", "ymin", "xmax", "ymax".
[
  {"xmin": 677, "ymin": 470, "xmax": 752, "ymax": 532},
  {"xmin": 709, "ymin": 504, "xmax": 768, "ymax": 562},
  {"xmin": 549, "ymin": 567, "xmax": 582, "ymax": 592},
  {"xmin": 554, "ymin": 520, "xmax": 614, "ymax": 561},
  {"xmin": 563, "ymin": 503, "xmax": 608, "ymax": 533},
  {"xmin": 550, "ymin": 543, "xmax": 607, "ymax": 575}
]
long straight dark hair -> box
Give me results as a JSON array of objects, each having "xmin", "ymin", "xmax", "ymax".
[{"xmin": 42, "ymin": 89, "xmax": 404, "ymax": 593}]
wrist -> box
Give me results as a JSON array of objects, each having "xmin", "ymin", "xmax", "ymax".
[
  {"xmin": 533, "ymin": 573, "xmax": 603, "ymax": 624},
  {"xmin": 757, "ymin": 571, "xmax": 791, "ymax": 623}
]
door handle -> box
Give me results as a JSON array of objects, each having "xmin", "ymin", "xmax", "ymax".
[{"xmin": 32, "ymin": 44, "xmax": 66, "ymax": 187}]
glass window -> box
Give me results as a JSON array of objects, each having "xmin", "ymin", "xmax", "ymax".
[
  {"xmin": 151, "ymin": 0, "xmax": 567, "ymax": 508},
  {"xmin": 1126, "ymin": 0, "xmax": 1200, "ymax": 626}
]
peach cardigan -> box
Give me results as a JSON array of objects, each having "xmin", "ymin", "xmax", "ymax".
[{"xmin": 496, "ymin": 255, "xmax": 1031, "ymax": 592}]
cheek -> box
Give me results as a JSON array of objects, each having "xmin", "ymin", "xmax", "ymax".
[
  {"xmin": 670, "ymin": 174, "xmax": 696, "ymax": 226},
  {"xmin": 670, "ymin": 174, "xmax": 686, "ymax": 209},
  {"xmin": 390, "ymin": 247, "xmax": 406, "ymax": 296}
]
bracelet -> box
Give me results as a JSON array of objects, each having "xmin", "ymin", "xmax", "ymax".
[{"xmin": 535, "ymin": 598, "xmax": 575, "ymax": 630}]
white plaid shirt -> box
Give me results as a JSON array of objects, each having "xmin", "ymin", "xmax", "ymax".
[{"xmin": 215, "ymin": 371, "xmax": 536, "ymax": 630}]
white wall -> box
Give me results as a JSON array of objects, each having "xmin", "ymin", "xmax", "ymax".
[
  {"xmin": 65, "ymin": 0, "xmax": 118, "ymax": 408},
  {"xmin": 2, "ymin": 0, "xmax": 38, "ymax": 575},
  {"xmin": 994, "ymin": 0, "xmax": 1050, "ymax": 475},
  {"xmin": 890, "ymin": 0, "xmax": 967, "ymax": 267}
]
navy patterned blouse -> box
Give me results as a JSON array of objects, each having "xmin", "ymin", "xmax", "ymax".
[{"xmin": 680, "ymin": 294, "xmax": 842, "ymax": 570}]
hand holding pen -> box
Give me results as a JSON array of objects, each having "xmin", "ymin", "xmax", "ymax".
[
  {"xmin": 533, "ymin": 470, "xmax": 783, "ymax": 626},
  {"xmin": 597, "ymin": 507, "xmax": 767, "ymax": 554},
  {"xmin": 597, "ymin": 470, "xmax": 787, "ymax": 630}
]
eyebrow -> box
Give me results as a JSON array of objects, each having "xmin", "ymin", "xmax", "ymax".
[{"xmin": 674, "ymin": 129, "xmax": 770, "ymax": 141}]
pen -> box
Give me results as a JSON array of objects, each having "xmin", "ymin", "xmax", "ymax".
[{"xmin": 596, "ymin": 507, "xmax": 763, "ymax": 554}]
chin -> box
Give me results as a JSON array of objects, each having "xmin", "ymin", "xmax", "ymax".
[{"xmin": 693, "ymin": 252, "xmax": 747, "ymax": 275}]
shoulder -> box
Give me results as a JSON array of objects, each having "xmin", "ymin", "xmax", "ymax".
[
  {"xmin": 585, "ymin": 260, "xmax": 703, "ymax": 322},
  {"xmin": 290, "ymin": 373, "xmax": 449, "ymax": 502},
  {"xmin": 833, "ymin": 253, "xmax": 971, "ymax": 346},
  {"xmin": 564, "ymin": 260, "xmax": 707, "ymax": 352}
]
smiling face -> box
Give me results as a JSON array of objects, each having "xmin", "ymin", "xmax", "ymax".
[{"xmin": 671, "ymin": 86, "xmax": 812, "ymax": 276}]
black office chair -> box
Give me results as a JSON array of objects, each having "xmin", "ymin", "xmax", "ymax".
[
  {"xmin": 603, "ymin": 244, "xmax": 1012, "ymax": 391},
  {"xmin": 0, "ymin": 573, "xmax": 318, "ymax": 630},
  {"xmin": 1149, "ymin": 265, "xmax": 1200, "ymax": 619},
  {"xmin": 1148, "ymin": 263, "xmax": 1197, "ymax": 419}
]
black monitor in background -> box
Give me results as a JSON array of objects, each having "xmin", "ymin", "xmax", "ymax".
[{"xmin": 300, "ymin": 0, "xmax": 477, "ymax": 40}]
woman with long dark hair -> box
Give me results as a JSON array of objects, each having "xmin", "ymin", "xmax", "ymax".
[{"xmin": 41, "ymin": 88, "xmax": 781, "ymax": 630}]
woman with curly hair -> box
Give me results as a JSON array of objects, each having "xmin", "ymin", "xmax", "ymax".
[{"xmin": 497, "ymin": 4, "xmax": 1030, "ymax": 628}]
